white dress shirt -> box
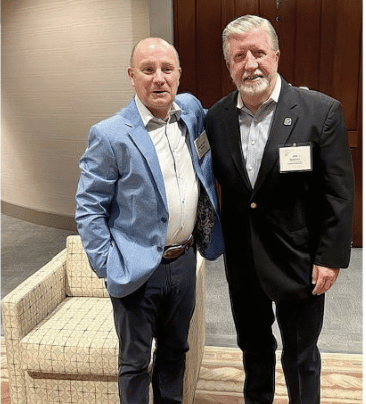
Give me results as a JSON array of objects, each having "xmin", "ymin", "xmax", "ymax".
[
  {"xmin": 135, "ymin": 95, "xmax": 199, "ymax": 246},
  {"xmin": 237, "ymin": 74, "xmax": 282, "ymax": 187}
]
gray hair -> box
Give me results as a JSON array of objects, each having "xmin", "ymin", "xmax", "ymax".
[{"xmin": 223, "ymin": 15, "xmax": 279, "ymax": 62}]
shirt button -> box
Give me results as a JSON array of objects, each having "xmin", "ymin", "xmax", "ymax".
[
  {"xmin": 251, "ymin": 140, "xmax": 256, "ymax": 145},
  {"xmin": 248, "ymin": 166, "xmax": 253, "ymax": 171},
  {"xmin": 250, "ymin": 202, "xmax": 257, "ymax": 209}
]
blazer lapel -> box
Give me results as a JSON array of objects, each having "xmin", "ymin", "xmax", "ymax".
[
  {"xmin": 254, "ymin": 79, "xmax": 298, "ymax": 193},
  {"xmin": 124, "ymin": 101, "xmax": 168, "ymax": 208},
  {"xmin": 180, "ymin": 108, "xmax": 202, "ymax": 176}
]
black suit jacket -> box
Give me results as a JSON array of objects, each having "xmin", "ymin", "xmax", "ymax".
[{"xmin": 206, "ymin": 76, "xmax": 354, "ymax": 301}]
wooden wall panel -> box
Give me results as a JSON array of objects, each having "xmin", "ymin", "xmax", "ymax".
[
  {"xmin": 293, "ymin": 0, "xmax": 322, "ymax": 89},
  {"xmin": 330, "ymin": 0, "xmax": 361, "ymax": 131},
  {"xmin": 259, "ymin": 0, "xmax": 277, "ymax": 22},
  {"xmin": 196, "ymin": 0, "xmax": 223, "ymax": 106},
  {"xmin": 319, "ymin": 0, "xmax": 338, "ymax": 98},
  {"xmin": 173, "ymin": 0, "xmax": 197, "ymax": 92},
  {"xmin": 235, "ymin": 0, "xmax": 259, "ymax": 16},
  {"xmin": 352, "ymin": 63, "xmax": 363, "ymax": 247},
  {"xmin": 275, "ymin": 1, "xmax": 297, "ymax": 85}
]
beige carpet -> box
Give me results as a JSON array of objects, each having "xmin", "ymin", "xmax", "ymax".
[{"xmin": 1, "ymin": 338, "xmax": 362, "ymax": 403}]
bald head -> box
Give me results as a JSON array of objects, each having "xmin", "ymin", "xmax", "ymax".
[{"xmin": 130, "ymin": 38, "xmax": 180, "ymax": 69}]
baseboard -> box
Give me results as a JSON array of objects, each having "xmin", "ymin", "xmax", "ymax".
[{"xmin": 1, "ymin": 201, "xmax": 77, "ymax": 232}]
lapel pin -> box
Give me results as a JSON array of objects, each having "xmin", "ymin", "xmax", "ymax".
[{"xmin": 284, "ymin": 118, "xmax": 292, "ymax": 126}]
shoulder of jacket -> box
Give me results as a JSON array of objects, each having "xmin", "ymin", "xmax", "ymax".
[
  {"xmin": 92, "ymin": 113, "xmax": 126, "ymax": 130},
  {"xmin": 176, "ymin": 92, "xmax": 202, "ymax": 110},
  {"xmin": 288, "ymin": 83, "xmax": 339, "ymax": 106},
  {"xmin": 88, "ymin": 111, "xmax": 135, "ymax": 146},
  {"xmin": 208, "ymin": 91, "xmax": 236, "ymax": 114}
]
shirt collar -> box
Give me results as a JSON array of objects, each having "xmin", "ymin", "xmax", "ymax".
[
  {"xmin": 237, "ymin": 73, "xmax": 282, "ymax": 110},
  {"xmin": 134, "ymin": 95, "xmax": 182, "ymax": 127}
]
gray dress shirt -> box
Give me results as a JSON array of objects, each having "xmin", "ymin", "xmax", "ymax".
[{"xmin": 237, "ymin": 75, "xmax": 281, "ymax": 187}]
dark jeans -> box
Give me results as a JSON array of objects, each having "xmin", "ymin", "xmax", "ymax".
[
  {"xmin": 229, "ymin": 276, "xmax": 325, "ymax": 404},
  {"xmin": 110, "ymin": 246, "xmax": 196, "ymax": 404}
]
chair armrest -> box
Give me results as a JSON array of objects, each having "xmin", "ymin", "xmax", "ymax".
[
  {"xmin": 2, "ymin": 249, "xmax": 67, "ymax": 342},
  {"xmin": 2, "ymin": 248, "xmax": 68, "ymax": 404}
]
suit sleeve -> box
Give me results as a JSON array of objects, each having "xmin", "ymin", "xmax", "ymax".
[
  {"xmin": 75, "ymin": 126, "xmax": 118, "ymax": 278},
  {"xmin": 313, "ymin": 101, "xmax": 354, "ymax": 268}
]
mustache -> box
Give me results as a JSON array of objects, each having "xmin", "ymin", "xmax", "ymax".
[{"xmin": 242, "ymin": 70, "xmax": 264, "ymax": 81}]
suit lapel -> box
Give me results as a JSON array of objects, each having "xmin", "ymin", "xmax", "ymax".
[
  {"xmin": 123, "ymin": 101, "xmax": 168, "ymax": 207},
  {"xmin": 254, "ymin": 79, "xmax": 298, "ymax": 193},
  {"xmin": 222, "ymin": 92, "xmax": 253, "ymax": 190}
]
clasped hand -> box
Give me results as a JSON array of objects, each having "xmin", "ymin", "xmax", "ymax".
[{"xmin": 312, "ymin": 264, "xmax": 340, "ymax": 295}]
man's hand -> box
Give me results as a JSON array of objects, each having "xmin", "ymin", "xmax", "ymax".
[{"xmin": 312, "ymin": 265, "xmax": 340, "ymax": 295}]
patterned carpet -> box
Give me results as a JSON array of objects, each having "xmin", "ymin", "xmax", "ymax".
[
  {"xmin": 195, "ymin": 346, "xmax": 363, "ymax": 403},
  {"xmin": 1, "ymin": 339, "xmax": 362, "ymax": 403}
]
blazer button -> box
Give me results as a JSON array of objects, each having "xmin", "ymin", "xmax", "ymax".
[{"xmin": 250, "ymin": 202, "xmax": 257, "ymax": 209}]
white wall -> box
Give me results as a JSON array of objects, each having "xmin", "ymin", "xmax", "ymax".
[{"xmin": 2, "ymin": 0, "xmax": 153, "ymax": 222}]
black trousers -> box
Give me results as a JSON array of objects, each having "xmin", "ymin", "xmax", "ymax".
[
  {"xmin": 229, "ymin": 274, "xmax": 325, "ymax": 404},
  {"xmin": 110, "ymin": 246, "xmax": 196, "ymax": 404}
]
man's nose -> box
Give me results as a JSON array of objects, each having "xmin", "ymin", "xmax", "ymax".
[
  {"xmin": 244, "ymin": 51, "xmax": 258, "ymax": 71},
  {"xmin": 153, "ymin": 69, "xmax": 165, "ymax": 84}
]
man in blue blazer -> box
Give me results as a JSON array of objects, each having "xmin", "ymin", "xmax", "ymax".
[
  {"xmin": 206, "ymin": 16, "xmax": 354, "ymax": 404},
  {"xmin": 76, "ymin": 38, "xmax": 224, "ymax": 404}
]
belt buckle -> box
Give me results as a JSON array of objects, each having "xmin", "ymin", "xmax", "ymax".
[
  {"xmin": 163, "ymin": 235, "xmax": 193, "ymax": 260},
  {"xmin": 163, "ymin": 245, "xmax": 183, "ymax": 259}
]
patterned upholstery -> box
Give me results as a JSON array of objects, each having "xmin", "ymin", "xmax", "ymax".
[
  {"xmin": 65, "ymin": 237, "xmax": 109, "ymax": 298},
  {"xmin": 2, "ymin": 235, "xmax": 206, "ymax": 404}
]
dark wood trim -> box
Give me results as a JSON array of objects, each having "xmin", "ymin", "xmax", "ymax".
[
  {"xmin": 1, "ymin": 201, "xmax": 77, "ymax": 232},
  {"xmin": 351, "ymin": 57, "xmax": 362, "ymax": 248}
]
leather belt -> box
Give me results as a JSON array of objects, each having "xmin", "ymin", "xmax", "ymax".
[{"xmin": 163, "ymin": 235, "xmax": 194, "ymax": 260}]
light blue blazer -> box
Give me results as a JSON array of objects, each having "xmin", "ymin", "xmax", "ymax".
[{"xmin": 75, "ymin": 93, "xmax": 224, "ymax": 298}]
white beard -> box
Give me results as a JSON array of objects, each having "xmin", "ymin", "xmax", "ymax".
[
  {"xmin": 238, "ymin": 74, "xmax": 269, "ymax": 98},
  {"xmin": 233, "ymin": 68, "xmax": 278, "ymax": 109}
]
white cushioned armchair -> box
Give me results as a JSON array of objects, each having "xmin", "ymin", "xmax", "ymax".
[{"xmin": 2, "ymin": 235, "xmax": 206, "ymax": 404}]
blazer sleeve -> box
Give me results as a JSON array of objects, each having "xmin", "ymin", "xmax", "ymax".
[
  {"xmin": 75, "ymin": 125, "xmax": 118, "ymax": 278},
  {"xmin": 313, "ymin": 100, "xmax": 354, "ymax": 268}
]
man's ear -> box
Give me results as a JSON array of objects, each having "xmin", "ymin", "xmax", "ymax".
[
  {"xmin": 127, "ymin": 67, "xmax": 135, "ymax": 87},
  {"xmin": 275, "ymin": 51, "xmax": 280, "ymax": 64}
]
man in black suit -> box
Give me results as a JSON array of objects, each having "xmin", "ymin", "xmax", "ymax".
[{"xmin": 206, "ymin": 15, "xmax": 354, "ymax": 404}]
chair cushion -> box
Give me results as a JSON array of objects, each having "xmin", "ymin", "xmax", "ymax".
[{"xmin": 21, "ymin": 297, "xmax": 118, "ymax": 376}]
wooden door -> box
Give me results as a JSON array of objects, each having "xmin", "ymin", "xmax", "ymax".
[{"xmin": 174, "ymin": 0, "xmax": 362, "ymax": 247}]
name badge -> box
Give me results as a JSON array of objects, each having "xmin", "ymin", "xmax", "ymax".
[
  {"xmin": 279, "ymin": 144, "xmax": 312, "ymax": 173},
  {"xmin": 194, "ymin": 130, "xmax": 211, "ymax": 159}
]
